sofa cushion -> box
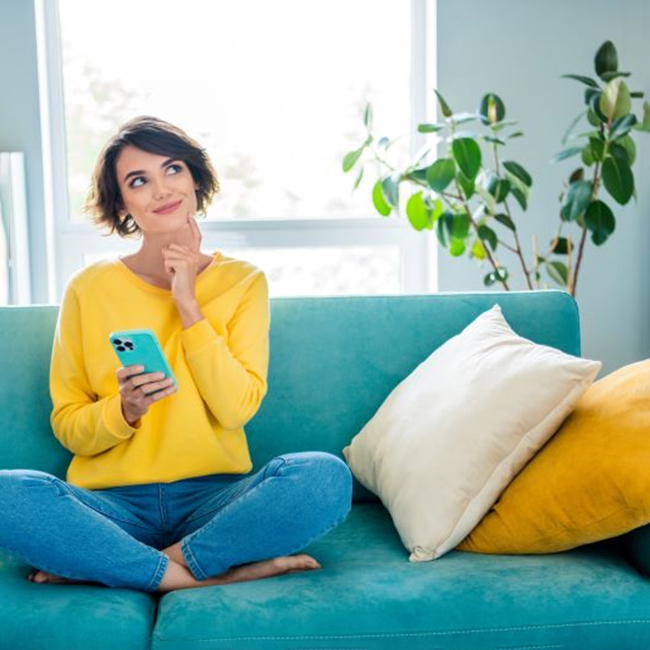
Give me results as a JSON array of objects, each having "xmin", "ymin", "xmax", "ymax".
[
  {"xmin": 151, "ymin": 503, "xmax": 650, "ymax": 650},
  {"xmin": 342, "ymin": 304, "xmax": 600, "ymax": 560},
  {"xmin": 0, "ymin": 548, "xmax": 156, "ymax": 650},
  {"xmin": 460, "ymin": 358, "xmax": 650, "ymax": 554}
]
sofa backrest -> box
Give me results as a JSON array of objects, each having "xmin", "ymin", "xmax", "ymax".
[{"xmin": 0, "ymin": 290, "xmax": 581, "ymax": 502}]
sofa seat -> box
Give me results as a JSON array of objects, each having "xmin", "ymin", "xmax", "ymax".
[
  {"xmin": 151, "ymin": 503, "xmax": 650, "ymax": 650},
  {"xmin": 0, "ymin": 548, "xmax": 155, "ymax": 650}
]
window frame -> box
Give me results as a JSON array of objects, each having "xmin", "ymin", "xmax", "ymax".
[{"xmin": 37, "ymin": 0, "xmax": 437, "ymax": 301}]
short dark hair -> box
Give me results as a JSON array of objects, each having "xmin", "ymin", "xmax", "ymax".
[{"xmin": 84, "ymin": 115, "xmax": 220, "ymax": 237}]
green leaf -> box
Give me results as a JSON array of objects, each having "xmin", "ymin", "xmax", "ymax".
[
  {"xmin": 434, "ymin": 89, "xmax": 453, "ymax": 118},
  {"xmin": 545, "ymin": 261, "xmax": 569, "ymax": 287},
  {"xmin": 477, "ymin": 224, "xmax": 498, "ymax": 251},
  {"xmin": 503, "ymin": 161, "xmax": 532, "ymax": 187},
  {"xmin": 405, "ymin": 167, "xmax": 427, "ymax": 184},
  {"xmin": 436, "ymin": 212, "xmax": 453, "ymax": 247},
  {"xmin": 633, "ymin": 101, "xmax": 650, "ymax": 132},
  {"xmin": 569, "ymin": 168, "xmax": 585, "ymax": 183},
  {"xmin": 426, "ymin": 198, "xmax": 444, "ymax": 229},
  {"xmin": 457, "ymin": 170, "xmax": 475, "ymax": 199},
  {"xmin": 600, "ymin": 78, "xmax": 632, "ymax": 120},
  {"xmin": 600, "ymin": 71, "xmax": 630, "ymax": 82},
  {"xmin": 406, "ymin": 192, "xmax": 430, "ymax": 231},
  {"xmin": 595, "ymin": 41, "xmax": 618, "ymax": 79},
  {"xmin": 372, "ymin": 180, "xmax": 392, "ymax": 217},
  {"xmin": 482, "ymin": 135, "xmax": 506, "ymax": 145},
  {"xmin": 508, "ymin": 131, "xmax": 524, "ymax": 139},
  {"xmin": 417, "ymin": 123, "xmax": 444, "ymax": 133},
  {"xmin": 450, "ymin": 238, "xmax": 466, "ymax": 257},
  {"xmin": 452, "ymin": 112, "xmax": 478, "ymax": 125},
  {"xmin": 353, "ymin": 166, "xmax": 364, "ymax": 190},
  {"xmin": 495, "ymin": 213, "xmax": 516, "ymax": 231},
  {"xmin": 511, "ymin": 187, "xmax": 528, "ymax": 211},
  {"xmin": 486, "ymin": 175, "xmax": 510, "ymax": 203},
  {"xmin": 582, "ymin": 137, "xmax": 605, "ymax": 166},
  {"xmin": 476, "ymin": 185, "xmax": 497, "ymax": 215},
  {"xmin": 550, "ymin": 236, "xmax": 573, "ymax": 255},
  {"xmin": 342, "ymin": 147, "xmax": 364, "ymax": 172},
  {"xmin": 631, "ymin": 91, "xmax": 645, "ymax": 99},
  {"xmin": 589, "ymin": 92, "xmax": 609, "ymax": 123},
  {"xmin": 452, "ymin": 138, "xmax": 482, "ymax": 180},
  {"xmin": 562, "ymin": 74, "xmax": 600, "ymax": 88},
  {"xmin": 364, "ymin": 103, "xmax": 373, "ymax": 130},
  {"xmin": 602, "ymin": 155, "xmax": 634, "ymax": 205},
  {"xmin": 372, "ymin": 180, "xmax": 392, "ymax": 216},
  {"xmin": 426, "ymin": 158, "xmax": 456, "ymax": 192},
  {"xmin": 452, "ymin": 212, "xmax": 471, "ymax": 239},
  {"xmin": 552, "ymin": 146, "xmax": 584, "ymax": 163},
  {"xmin": 561, "ymin": 180, "xmax": 593, "ymax": 221},
  {"xmin": 587, "ymin": 109, "xmax": 601, "ymax": 127},
  {"xmin": 612, "ymin": 135, "xmax": 637, "ymax": 165},
  {"xmin": 479, "ymin": 94, "xmax": 506, "ymax": 125},
  {"xmin": 611, "ymin": 114, "xmax": 638, "ymax": 140},
  {"xmin": 585, "ymin": 200, "xmax": 616, "ymax": 245},
  {"xmin": 471, "ymin": 239, "xmax": 487, "ymax": 260},
  {"xmin": 483, "ymin": 267, "xmax": 509, "ymax": 287},
  {"xmin": 382, "ymin": 174, "xmax": 401, "ymax": 207}
]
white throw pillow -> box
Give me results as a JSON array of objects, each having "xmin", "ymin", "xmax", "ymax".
[{"xmin": 342, "ymin": 304, "xmax": 601, "ymax": 562}]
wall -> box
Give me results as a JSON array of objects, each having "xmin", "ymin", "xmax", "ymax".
[
  {"xmin": 0, "ymin": 0, "xmax": 48, "ymax": 303},
  {"xmin": 436, "ymin": 0, "xmax": 650, "ymax": 374}
]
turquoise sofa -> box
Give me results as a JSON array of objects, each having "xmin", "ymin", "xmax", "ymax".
[{"xmin": 2, "ymin": 290, "xmax": 650, "ymax": 650}]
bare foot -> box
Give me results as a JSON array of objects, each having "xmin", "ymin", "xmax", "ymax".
[
  {"xmin": 27, "ymin": 570, "xmax": 91, "ymax": 585},
  {"xmin": 157, "ymin": 553, "xmax": 322, "ymax": 592}
]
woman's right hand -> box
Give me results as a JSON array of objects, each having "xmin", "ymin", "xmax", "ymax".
[{"xmin": 117, "ymin": 365, "xmax": 177, "ymax": 427}]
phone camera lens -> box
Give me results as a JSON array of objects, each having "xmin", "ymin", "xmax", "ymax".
[
  {"xmin": 125, "ymin": 341, "xmax": 134, "ymax": 350},
  {"xmin": 112, "ymin": 338, "xmax": 122, "ymax": 345},
  {"xmin": 117, "ymin": 346, "xmax": 126, "ymax": 351}
]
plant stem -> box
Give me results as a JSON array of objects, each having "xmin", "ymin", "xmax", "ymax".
[
  {"xmin": 491, "ymin": 141, "xmax": 532, "ymax": 289},
  {"xmin": 454, "ymin": 185, "xmax": 510, "ymax": 290},
  {"xmin": 504, "ymin": 201, "xmax": 533, "ymax": 289},
  {"xmin": 570, "ymin": 159, "xmax": 601, "ymax": 296}
]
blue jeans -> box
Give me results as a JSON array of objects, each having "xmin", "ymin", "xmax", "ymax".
[{"xmin": 0, "ymin": 451, "xmax": 352, "ymax": 592}]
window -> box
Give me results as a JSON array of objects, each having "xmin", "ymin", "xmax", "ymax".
[{"xmin": 39, "ymin": 0, "xmax": 436, "ymax": 298}]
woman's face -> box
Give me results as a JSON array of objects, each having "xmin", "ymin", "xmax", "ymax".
[{"xmin": 115, "ymin": 145, "xmax": 199, "ymax": 235}]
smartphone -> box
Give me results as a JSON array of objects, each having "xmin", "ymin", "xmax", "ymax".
[{"xmin": 109, "ymin": 329, "xmax": 178, "ymax": 391}]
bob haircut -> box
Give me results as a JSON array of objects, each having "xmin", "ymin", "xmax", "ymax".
[{"xmin": 84, "ymin": 115, "xmax": 220, "ymax": 238}]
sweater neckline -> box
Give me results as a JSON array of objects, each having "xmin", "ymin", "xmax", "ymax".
[{"xmin": 114, "ymin": 251, "xmax": 223, "ymax": 295}]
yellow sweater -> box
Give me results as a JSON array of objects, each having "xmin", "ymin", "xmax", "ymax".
[{"xmin": 50, "ymin": 252, "xmax": 270, "ymax": 489}]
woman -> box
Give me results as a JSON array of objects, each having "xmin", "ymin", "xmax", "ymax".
[{"xmin": 0, "ymin": 116, "xmax": 352, "ymax": 593}]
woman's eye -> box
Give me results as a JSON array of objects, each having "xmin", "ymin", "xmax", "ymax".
[{"xmin": 128, "ymin": 164, "xmax": 182, "ymax": 189}]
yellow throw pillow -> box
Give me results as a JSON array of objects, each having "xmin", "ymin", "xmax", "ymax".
[{"xmin": 458, "ymin": 358, "xmax": 650, "ymax": 554}]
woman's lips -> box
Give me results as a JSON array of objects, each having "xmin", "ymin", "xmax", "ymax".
[{"xmin": 153, "ymin": 200, "xmax": 182, "ymax": 215}]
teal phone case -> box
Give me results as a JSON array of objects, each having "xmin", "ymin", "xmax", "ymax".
[{"xmin": 109, "ymin": 329, "xmax": 178, "ymax": 390}]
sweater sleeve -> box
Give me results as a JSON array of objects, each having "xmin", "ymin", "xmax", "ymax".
[
  {"xmin": 180, "ymin": 271, "xmax": 270, "ymax": 430},
  {"xmin": 50, "ymin": 283, "xmax": 140, "ymax": 456}
]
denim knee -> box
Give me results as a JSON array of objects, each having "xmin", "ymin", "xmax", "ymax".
[
  {"xmin": 0, "ymin": 469, "xmax": 60, "ymax": 502},
  {"xmin": 289, "ymin": 451, "xmax": 353, "ymax": 523}
]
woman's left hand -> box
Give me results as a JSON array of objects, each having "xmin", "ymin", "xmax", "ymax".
[{"xmin": 162, "ymin": 213, "xmax": 202, "ymax": 308}]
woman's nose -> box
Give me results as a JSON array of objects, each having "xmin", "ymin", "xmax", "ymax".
[{"xmin": 152, "ymin": 178, "xmax": 172, "ymax": 199}]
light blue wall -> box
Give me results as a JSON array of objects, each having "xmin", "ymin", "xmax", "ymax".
[
  {"xmin": 437, "ymin": 0, "xmax": 650, "ymax": 374},
  {"xmin": 0, "ymin": 0, "xmax": 48, "ymax": 303}
]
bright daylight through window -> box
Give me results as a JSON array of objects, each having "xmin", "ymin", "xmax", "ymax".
[{"xmin": 55, "ymin": 0, "xmax": 424, "ymax": 297}]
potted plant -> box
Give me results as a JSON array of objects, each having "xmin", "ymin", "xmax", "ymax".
[{"xmin": 343, "ymin": 41, "xmax": 650, "ymax": 296}]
